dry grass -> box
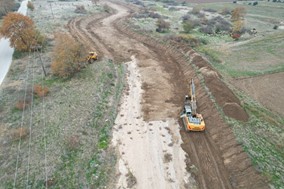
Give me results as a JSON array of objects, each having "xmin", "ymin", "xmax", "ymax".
[
  {"xmin": 8, "ymin": 128, "xmax": 29, "ymax": 141},
  {"xmin": 15, "ymin": 100, "xmax": 30, "ymax": 110},
  {"xmin": 33, "ymin": 84, "xmax": 49, "ymax": 97}
]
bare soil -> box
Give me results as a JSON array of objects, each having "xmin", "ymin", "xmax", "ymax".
[
  {"xmin": 234, "ymin": 72, "xmax": 284, "ymax": 117},
  {"xmin": 67, "ymin": 1, "xmax": 269, "ymax": 188}
]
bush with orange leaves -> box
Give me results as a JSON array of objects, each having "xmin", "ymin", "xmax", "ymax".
[
  {"xmin": 15, "ymin": 100, "xmax": 30, "ymax": 110},
  {"xmin": 33, "ymin": 84, "xmax": 49, "ymax": 97},
  {"xmin": 0, "ymin": 13, "xmax": 45, "ymax": 51},
  {"xmin": 51, "ymin": 33, "xmax": 87, "ymax": 78}
]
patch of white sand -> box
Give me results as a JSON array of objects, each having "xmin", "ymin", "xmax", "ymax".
[{"xmin": 112, "ymin": 56, "xmax": 194, "ymax": 189}]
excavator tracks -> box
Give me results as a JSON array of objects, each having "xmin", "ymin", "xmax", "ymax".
[{"xmin": 67, "ymin": 1, "xmax": 269, "ymax": 188}]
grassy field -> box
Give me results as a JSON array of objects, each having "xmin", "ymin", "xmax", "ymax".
[
  {"xmin": 0, "ymin": 56, "xmax": 125, "ymax": 188},
  {"xmin": 129, "ymin": 0, "xmax": 284, "ymax": 188}
]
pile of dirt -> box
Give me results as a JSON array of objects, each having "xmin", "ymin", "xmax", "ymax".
[
  {"xmin": 223, "ymin": 102, "xmax": 249, "ymax": 122},
  {"xmin": 191, "ymin": 55, "xmax": 249, "ymax": 122}
]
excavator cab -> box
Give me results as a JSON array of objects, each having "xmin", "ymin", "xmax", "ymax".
[{"xmin": 87, "ymin": 51, "xmax": 98, "ymax": 63}]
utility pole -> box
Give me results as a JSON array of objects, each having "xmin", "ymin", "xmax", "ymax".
[{"xmin": 49, "ymin": 2, "xmax": 54, "ymax": 20}]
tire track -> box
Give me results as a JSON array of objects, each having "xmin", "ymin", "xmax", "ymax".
[{"xmin": 67, "ymin": 1, "xmax": 268, "ymax": 189}]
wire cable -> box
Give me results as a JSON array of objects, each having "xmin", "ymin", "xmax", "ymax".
[
  {"xmin": 13, "ymin": 50, "xmax": 32, "ymax": 189},
  {"xmin": 25, "ymin": 51, "xmax": 35, "ymax": 189}
]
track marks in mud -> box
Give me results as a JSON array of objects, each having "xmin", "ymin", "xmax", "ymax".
[
  {"xmin": 113, "ymin": 15, "xmax": 268, "ymax": 188},
  {"xmin": 68, "ymin": 1, "xmax": 268, "ymax": 188}
]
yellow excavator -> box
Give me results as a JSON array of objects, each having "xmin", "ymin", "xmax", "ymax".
[
  {"xmin": 87, "ymin": 51, "xmax": 98, "ymax": 63},
  {"xmin": 180, "ymin": 79, "xmax": 205, "ymax": 131}
]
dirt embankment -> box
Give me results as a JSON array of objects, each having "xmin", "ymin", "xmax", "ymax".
[{"xmin": 68, "ymin": 1, "xmax": 269, "ymax": 188}]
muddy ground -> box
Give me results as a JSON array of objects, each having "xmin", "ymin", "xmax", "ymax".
[{"xmin": 67, "ymin": 0, "xmax": 269, "ymax": 188}]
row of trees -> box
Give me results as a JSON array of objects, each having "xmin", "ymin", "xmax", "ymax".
[{"xmin": 1, "ymin": 12, "xmax": 87, "ymax": 78}]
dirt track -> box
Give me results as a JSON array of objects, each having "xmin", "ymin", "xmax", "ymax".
[{"xmin": 68, "ymin": 1, "xmax": 268, "ymax": 188}]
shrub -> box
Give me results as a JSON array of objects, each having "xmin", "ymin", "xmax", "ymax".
[
  {"xmin": 103, "ymin": 4, "xmax": 112, "ymax": 13},
  {"xmin": 74, "ymin": 5, "xmax": 87, "ymax": 14},
  {"xmin": 148, "ymin": 11, "xmax": 161, "ymax": 19},
  {"xmin": 273, "ymin": 25, "xmax": 278, "ymax": 29},
  {"xmin": 182, "ymin": 20, "xmax": 194, "ymax": 33},
  {"xmin": 199, "ymin": 25, "xmax": 214, "ymax": 34},
  {"xmin": 191, "ymin": 7, "xmax": 201, "ymax": 15},
  {"xmin": 203, "ymin": 8, "xmax": 217, "ymax": 13},
  {"xmin": 168, "ymin": 7, "xmax": 177, "ymax": 11},
  {"xmin": 181, "ymin": 14, "xmax": 191, "ymax": 21},
  {"xmin": 51, "ymin": 33, "xmax": 87, "ymax": 78},
  {"xmin": 213, "ymin": 16, "xmax": 232, "ymax": 32},
  {"xmin": 33, "ymin": 84, "xmax": 49, "ymax": 97},
  {"xmin": 66, "ymin": 135, "xmax": 80, "ymax": 151},
  {"xmin": 220, "ymin": 7, "xmax": 231, "ymax": 15},
  {"xmin": 196, "ymin": 12, "xmax": 205, "ymax": 18},
  {"xmin": 156, "ymin": 18, "xmax": 170, "ymax": 33},
  {"xmin": 27, "ymin": 1, "xmax": 34, "ymax": 11},
  {"xmin": 231, "ymin": 7, "xmax": 246, "ymax": 22},
  {"xmin": 253, "ymin": 1, "xmax": 258, "ymax": 5},
  {"xmin": 232, "ymin": 19, "xmax": 245, "ymax": 34},
  {"xmin": 231, "ymin": 32, "xmax": 241, "ymax": 40},
  {"xmin": 15, "ymin": 100, "xmax": 30, "ymax": 110},
  {"xmin": 9, "ymin": 128, "xmax": 29, "ymax": 141},
  {"xmin": 132, "ymin": 0, "xmax": 144, "ymax": 6}
]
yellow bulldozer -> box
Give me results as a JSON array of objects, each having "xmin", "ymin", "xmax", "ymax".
[
  {"xmin": 180, "ymin": 79, "xmax": 205, "ymax": 131},
  {"xmin": 87, "ymin": 51, "xmax": 98, "ymax": 63}
]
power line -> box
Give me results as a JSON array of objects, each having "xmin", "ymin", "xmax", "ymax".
[
  {"xmin": 13, "ymin": 50, "xmax": 32, "ymax": 189},
  {"xmin": 38, "ymin": 47, "xmax": 49, "ymax": 189},
  {"xmin": 25, "ymin": 51, "xmax": 35, "ymax": 189}
]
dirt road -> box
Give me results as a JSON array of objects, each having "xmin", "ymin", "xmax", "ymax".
[{"xmin": 68, "ymin": 1, "xmax": 268, "ymax": 188}]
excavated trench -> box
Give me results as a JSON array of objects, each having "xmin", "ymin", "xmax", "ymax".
[{"xmin": 67, "ymin": 1, "xmax": 268, "ymax": 188}]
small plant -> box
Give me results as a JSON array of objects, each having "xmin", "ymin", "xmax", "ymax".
[
  {"xmin": 66, "ymin": 135, "xmax": 80, "ymax": 151},
  {"xmin": 191, "ymin": 6, "xmax": 201, "ymax": 15},
  {"xmin": 220, "ymin": 7, "xmax": 231, "ymax": 15},
  {"xmin": 9, "ymin": 128, "xmax": 29, "ymax": 140},
  {"xmin": 182, "ymin": 20, "xmax": 194, "ymax": 33},
  {"xmin": 199, "ymin": 25, "xmax": 214, "ymax": 35},
  {"xmin": 33, "ymin": 84, "xmax": 49, "ymax": 97},
  {"xmin": 103, "ymin": 4, "xmax": 112, "ymax": 13},
  {"xmin": 15, "ymin": 100, "xmax": 30, "ymax": 110},
  {"xmin": 27, "ymin": 1, "xmax": 34, "ymax": 11},
  {"xmin": 74, "ymin": 5, "xmax": 87, "ymax": 14},
  {"xmin": 203, "ymin": 8, "xmax": 217, "ymax": 13},
  {"xmin": 156, "ymin": 18, "xmax": 170, "ymax": 33},
  {"xmin": 231, "ymin": 32, "xmax": 241, "ymax": 40},
  {"xmin": 148, "ymin": 11, "xmax": 161, "ymax": 19}
]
